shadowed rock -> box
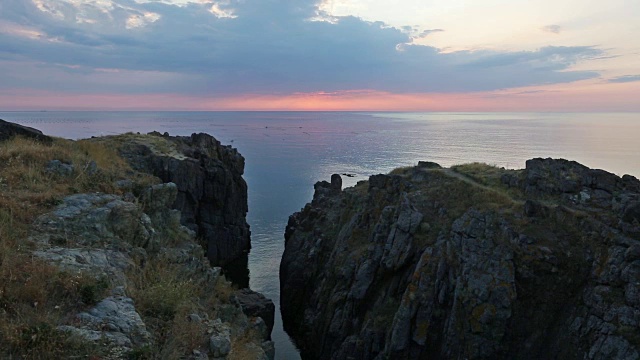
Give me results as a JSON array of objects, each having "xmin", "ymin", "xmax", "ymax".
[
  {"xmin": 113, "ymin": 132, "xmax": 251, "ymax": 266},
  {"xmin": 0, "ymin": 119, "xmax": 52, "ymax": 143},
  {"xmin": 281, "ymin": 159, "xmax": 640, "ymax": 360},
  {"xmin": 233, "ymin": 288, "xmax": 276, "ymax": 337}
]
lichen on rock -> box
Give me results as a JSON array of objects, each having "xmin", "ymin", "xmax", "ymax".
[
  {"xmin": 0, "ymin": 121, "xmax": 272, "ymax": 359},
  {"xmin": 280, "ymin": 160, "xmax": 640, "ymax": 360},
  {"xmin": 94, "ymin": 131, "xmax": 251, "ymax": 267}
]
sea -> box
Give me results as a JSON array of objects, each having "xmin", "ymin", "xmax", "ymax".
[{"xmin": 1, "ymin": 111, "xmax": 639, "ymax": 359}]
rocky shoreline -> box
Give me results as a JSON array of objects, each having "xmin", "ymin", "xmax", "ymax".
[
  {"xmin": 4, "ymin": 117, "xmax": 640, "ymax": 359},
  {"xmin": 280, "ymin": 159, "xmax": 640, "ymax": 359},
  {"xmin": 0, "ymin": 120, "xmax": 274, "ymax": 359}
]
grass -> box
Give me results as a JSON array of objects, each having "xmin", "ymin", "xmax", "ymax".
[
  {"xmin": 451, "ymin": 162, "xmax": 525, "ymax": 198},
  {"xmin": 389, "ymin": 166, "xmax": 413, "ymax": 176},
  {"xmin": 0, "ymin": 136, "xmax": 159, "ymax": 357},
  {"xmin": 0, "ymin": 136, "xmax": 144, "ymax": 358},
  {"xmin": 89, "ymin": 132, "xmax": 187, "ymax": 160},
  {"xmin": 451, "ymin": 162, "xmax": 506, "ymax": 185},
  {"xmin": 127, "ymin": 254, "xmax": 239, "ymax": 358},
  {"xmin": 0, "ymin": 134, "xmax": 260, "ymax": 358}
]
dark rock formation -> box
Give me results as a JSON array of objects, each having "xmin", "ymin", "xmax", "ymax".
[
  {"xmin": 113, "ymin": 132, "xmax": 250, "ymax": 266},
  {"xmin": 280, "ymin": 160, "xmax": 640, "ymax": 360},
  {"xmin": 31, "ymin": 182, "xmax": 273, "ymax": 358},
  {"xmin": 233, "ymin": 288, "xmax": 276, "ymax": 337},
  {"xmin": 0, "ymin": 119, "xmax": 52, "ymax": 143}
]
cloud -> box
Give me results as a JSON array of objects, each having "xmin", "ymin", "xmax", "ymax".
[
  {"xmin": 541, "ymin": 24, "xmax": 561, "ymax": 34},
  {"xmin": 0, "ymin": 0, "xmax": 604, "ymax": 96},
  {"xmin": 608, "ymin": 75, "xmax": 640, "ymax": 83}
]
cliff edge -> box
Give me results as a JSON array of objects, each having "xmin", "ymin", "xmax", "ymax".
[
  {"xmin": 280, "ymin": 159, "xmax": 640, "ymax": 359},
  {"xmin": 0, "ymin": 121, "xmax": 273, "ymax": 359},
  {"xmin": 93, "ymin": 131, "xmax": 251, "ymax": 266}
]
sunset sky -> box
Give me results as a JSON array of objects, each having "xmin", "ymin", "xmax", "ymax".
[{"xmin": 0, "ymin": 0, "xmax": 638, "ymax": 111}]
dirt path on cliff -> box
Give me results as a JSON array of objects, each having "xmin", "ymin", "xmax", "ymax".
[{"xmin": 436, "ymin": 168, "xmax": 524, "ymax": 205}]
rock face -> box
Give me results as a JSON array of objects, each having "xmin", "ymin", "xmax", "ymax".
[
  {"xmin": 233, "ymin": 288, "xmax": 276, "ymax": 336},
  {"xmin": 0, "ymin": 119, "xmax": 52, "ymax": 143},
  {"xmin": 112, "ymin": 132, "xmax": 250, "ymax": 266},
  {"xmin": 58, "ymin": 288, "xmax": 152, "ymax": 353},
  {"xmin": 32, "ymin": 182, "xmax": 273, "ymax": 358},
  {"xmin": 280, "ymin": 159, "xmax": 640, "ymax": 360}
]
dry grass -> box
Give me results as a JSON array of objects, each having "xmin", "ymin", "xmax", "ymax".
[
  {"xmin": 0, "ymin": 252, "xmax": 110, "ymax": 358},
  {"xmin": 90, "ymin": 132, "xmax": 186, "ymax": 159},
  {"xmin": 127, "ymin": 255, "xmax": 237, "ymax": 358},
  {"xmin": 130, "ymin": 261, "xmax": 200, "ymax": 321},
  {"xmin": 389, "ymin": 166, "xmax": 413, "ymax": 176},
  {"xmin": 451, "ymin": 162, "xmax": 505, "ymax": 186},
  {"xmin": 228, "ymin": 328, "xmax": 264, "ymax": 360},
  {"xmin": 0, "ymin": 135, "xmax": 256, "ymax": 358},
  {"xmin": 0, "ymin": 137, "xmax": 152, "ymax": 223},
  {"xmin": 0, "ymin": 136, "xmax": 157, "ymax": 358}
]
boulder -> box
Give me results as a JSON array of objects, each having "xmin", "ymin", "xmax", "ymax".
[
  {"xmin": 417, "ymin": 161, "xmax": 441, "ymax": 169},
  {"xmin": 232, "ymin": 288, "xmax": 276, "ymax": 336},
  {"xmin": 59, "ymin": 290, "xmax": 152, "ymax": 352}
]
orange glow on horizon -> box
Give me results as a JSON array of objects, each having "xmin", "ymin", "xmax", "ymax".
[{"xmin": 1, "ymin": 80, "xmax": 639, "ymax": 112}]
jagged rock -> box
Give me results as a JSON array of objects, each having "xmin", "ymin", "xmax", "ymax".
[
  {"xmin": 232, "ymin": 288, "xmax": 276, "ymax": 336},
  {"xmin": 381, "ymin": 194, "xmax": 423, "ymax": 270},
  {"xmin": 113, "ymin": 132, "xmax": 250, "ymax": 266},
  {"xmin": 33, "ymin": 247, "xmax": 134, "ymax": 286},
  {"xmin": 313, "ymin": 174, "xmax": 343, "ymax": 203},
  {"xmin": 12, "ymin": 124, "xmax": 273, "ymax": 359},
  {"xmin": 262, "ymin": 340, "xmax": 276, "ymax": 360},
  {"xmin": 624, "ymin": 202, "xmax": 640, "ymax": 224},
  {"xmin": 209, "ymin": 320, "xmax": 232, "ymax": 357},
  {"xmin": 417, "ymin": 161, "xmax": 441, "ymax": 169},
  {"xmin": 330, "ymin": 174, "xmax": 342, "ymax": 192},
  {"xmin": 30, "ymin": 184, "xmax": 272, "ymax": 358},
  {"xmin": 0, "ymin": 119, "xmax": 52, "ymax": 143},
  {"xmin": 59, "ymin": 291, "xmax": 151, "ymax": 353},
  {"xmin": 281, "ymin": 159, "xmax": 640, "ymax": 360},
  {"xmin": 142, "ymin": 182, "xmax": 178, "ymax": 212},
  {"xmin": 31, "ymin": 192, "xmax": 157, "ymax": 251}
]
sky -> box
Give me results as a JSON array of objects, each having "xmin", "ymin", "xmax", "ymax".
[{"xmin": 0, "ymin": 0, "xmax": 638, "ymax": 111}]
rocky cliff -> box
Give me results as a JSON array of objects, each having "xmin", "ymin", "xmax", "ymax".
[
  {"xmin": 280, "ymin": 159, "xmax": 640, "ymax": 360},
  {"xmin": 94, "ymin": 132, "xmax": 251, "ymax": 266},
  {"xmin": 0, "ymin": 121, "xmax": 273, "ymax": 359}
]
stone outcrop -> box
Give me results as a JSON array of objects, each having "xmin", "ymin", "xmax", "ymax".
[
  {"xmin": 0, "ymin": 118, "xmax": 52, "ymax": 143},
  {"xmin": 58, "ymin": 287, "xmax": 152, "ymax": 355},
  {"xmin": 233, "ymin": 288, "xmax": 276, "ymax": 337},
  {"xmin": 109, "ymin": 132, "xmax": 250, "ymax": 266},
  {"xmin": 31, "ymin": 182, "xmax": 273, "ymax": 358},
  {"xmin": 280, "ymin": 159, "xmax": 640, "ymax": 359},
  {"xmin": 0, "ymin": 122, "xmax": 273, "ymax": 359}
]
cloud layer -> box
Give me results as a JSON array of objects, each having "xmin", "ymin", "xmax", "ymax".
[
  {"xmin": 608, "ymin": 75, "xmax": 640, "ymax": 83},
  {"xmin": 0, "ymin": 0, "xmax": 605, "ymax": 97}
]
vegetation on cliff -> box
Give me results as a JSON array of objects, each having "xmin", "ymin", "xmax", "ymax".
[
  {"xmin": 281, "ymin": 159, "xmax": 640, "ymax": 359},
  {"xmin": 0, "ymin": 122, "xmax": 272, "ymax": 359}
]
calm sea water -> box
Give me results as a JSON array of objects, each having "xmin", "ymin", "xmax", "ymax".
[{"xmin": 1, "ymin": 111, "xmax": 639, "ymax": 359}]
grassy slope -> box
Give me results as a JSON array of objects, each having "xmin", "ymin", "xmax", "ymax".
[{"xmin": 0, "ymin": 136, "xmax": 247, "ymax": 359}]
